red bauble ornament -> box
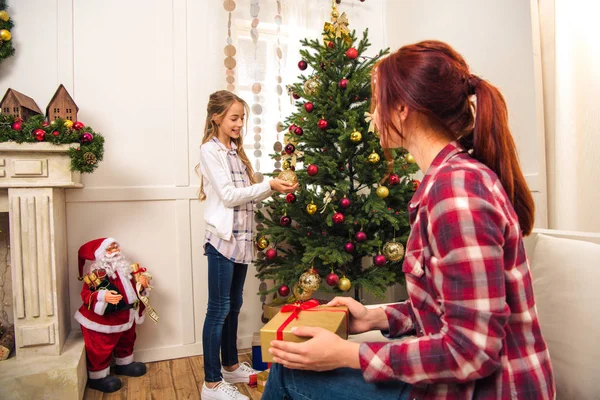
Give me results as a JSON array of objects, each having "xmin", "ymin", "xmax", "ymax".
[
  {"xmin": 11, "ymin": 121, "xmax": 22, "ymax": 131},
  {"xmin": 338, "ymin": 78, "xmax": 348, "ymax": 89},
  {"xmin": 344, "ymin": 242, "xmax": 355, "ymax": 253},
  {"xmin": 42, "ymin": 121, "xmax": 50, "ymax": 127},
  {"xmin": 304, "ymin": 102, "xmax": 314, "ymax": 113},
  {"xmin": 292, "ymin": 92, "xmax": 301, "ymax": 100},
  {"xmin": 289, "ymin": 124, "xmax": 297, "ymax": 132},
  {"xmin": 285, "ymin": 143, "xmax": 296, "ymax": 154},
  {"xmin": 327, "ymin": 41, "xmax": 334, "ymax": 49},
  {"xmin": 73, "ymin": 121, "xmax": 85, "ymax": 130},
  {"xmin": 413, "ymin": 180, "xmax": 421, "ymax": 190},
  {"xmin": 332, "ymin": 212, "xmax": 345, "ymax": 224},
  {"xmin": 278, "ymin": 285, "xmax": 290, "ymax": 297},
  {"xmin": 318, "ymin": 119, "xmax": 328, "ymax": 130},
  {"xmin": 286, "ymin": 193, "xmax": 297, "ymax": 203},
  {"xmin": 298, "ymin": 60, "xmax": 308, "ymax": 70},
  {"xmin": 33, "ymin": 129, "xmax": 45, "ymax": 141},
  {"xmin": 388, "ymin": 174, "xmax": 400, "ymax": 185},
  {"xmin": 280, "ymin": 215, "xmax": 292, "ymax": 227},
  {"xmin": 52, "ymin": 130, "xmax": 60, "ymax": 136},
  {"xmin": 326, "ymin": 272, "xmax": 339, "ymax": 286},
  {"xmin": 374, "ymin": 254, "xmax": 387, "ymax": 266},
  {"xmin": 80, "ymin": 132, "xmax": 93, "ymax": 143},
  {"xmin": 355, "ymin": 231, "xmax": 367, "ymax": 242},
  {"xmin": 265, "ymin": 248, "xmax": 277, "ymax": 260},
  {"xmin": 294, "ymin": 126, "xmax": 304, "ymax": 136},
  {"xmin": 340, "ymin": 197, "xmax": 351, "ymax": 209},
  {"xmin": 346, "ymin": 47, "xmax": 359, "ymax": 59},
  {"xmin": 307, "ymin": 164, "xmax": 319, "ymax": 176}
]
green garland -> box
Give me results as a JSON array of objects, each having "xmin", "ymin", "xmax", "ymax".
[
  {"xmin": 0, "ymin": 114, "xmax": 104, "ymax": 173},
  {"xmin": 0, "ymin": 0, "xmax": 15, "ymax": 63}
]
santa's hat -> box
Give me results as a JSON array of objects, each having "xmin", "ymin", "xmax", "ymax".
[{"xmin": 78, "ymin": 237, "xmax": 118, "ymax": 277}]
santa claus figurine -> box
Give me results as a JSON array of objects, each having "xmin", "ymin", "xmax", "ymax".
[{"xmin": 74, "ymin": 238, "xmax": 152, "ymax": 393}]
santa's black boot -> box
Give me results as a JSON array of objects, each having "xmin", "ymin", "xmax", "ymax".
[
  {"xmin": 114, "ymin": 361, "xmax": 147, "ymax": 377},
  {"xmin": 87, "ymin": 375, "xmax": 122, "ymax": 393}
]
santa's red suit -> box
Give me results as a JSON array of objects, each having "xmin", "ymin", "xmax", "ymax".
[{"xmin": 74, "ymin": 238, "xmax": 148, "ymax": 380}]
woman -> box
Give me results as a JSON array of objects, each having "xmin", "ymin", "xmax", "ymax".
[{"xmin": 262, "ymin": 41, "xmax": 555, "ymax": 400}]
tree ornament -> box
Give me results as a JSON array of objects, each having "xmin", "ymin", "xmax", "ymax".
[
  {"xmin": 326, "ymin": 272, "xmax": 339, "ymax": 286},
  {"xmin": 350, "ymin": 130, "xmax": 362, "ymax": 143},
  {"xmin": 278, "ymin": 284, "xmax": 290, "ymax": 297},
  {"xmin": 327, "ymin": 41, "xmax": 334, "ymax": 49},
  {"xmin": 340, "ymin": 197, "xmax": 351, "ymax": 209},
  {"xmin": 376, "ymin": 186, "xmax": 389, "ymax": 198},
  {"xmin": 293, "ymin": 283, "xmax": 313, "ymax": 301},
  {"xmin": 332, "ymin": 212, "xmax": 345, "ymax": 224},
  {"xmin": 0, "ymin": 11, "xmax": 9, "ymax": 22},
  {"xmin": 383, "ymin": 241, "xmax": 405, "ymax": 262},
  {"xmin": 303, "ymin": 78, "xmax": 320, "ymax": 95},
  {"xmin": 388, "ymin": 173, "xmax": 400, "ymax": 185},
  {"xmin": 64, "ymin": 120, "xmax": 74, "ymax": 129},
  {"xmin": 292, "ymin": 92, "xmax": 301, "ymax": 100},
  {"xmin": 299, "ymin": 268, "xmax": 322, "ymax": 292},
  {"xmin": 73, "ymin": 121, "xmax": 85, "ymax": 130},
  {"xmin": 11, "ymin": 121, "xmax": 22, "ymax": 131},
  {"xmin": 282, "ymin": 160, "xmax": 291, "ymax": 170},
  {"xmin": 33, "ymin": 129, "xmax": 45, "ymax": 142},
  {"xmin": 405, "ymin": 153, "xmax": 416, "ymax": 164},
  {"xmin": 0, "ymin": 29, "xmax": 11, "ymax": 41},
  {"xmin": 355, "ymin": 231, "xmax": 367, "ymax": 242},
  {"xmin": 318, "ymin": 119, "xmax": 328, "ymax": 130},
  {"xmin": 338, "ymin": 276, "xmax": 352, "ymax": 292},
  {"xmin": 373, "ymin": 254, "xmax": 387, "ymax": 266},
  {"xmin": 42, "ymin": 121, "xmax": 50, "ymax": 127},
  {"xmin": 368, "ymin": 151, "xmax": 381, "ymax": 164},
  {"xmin": 280, "ymin": 215, "xmax": 292, "ymax": 227},
  {"xmin": 346, "ymin": 47, "xmax": 359, "ymax": 59},
  {"xmin": 80, "ymin": 132, "xmax": 93, "ymax": 143},
  {"xmin": 344, "ymin": 242, "xmax": 355, "ymax": 253},
  {"xmin": 307, "ymin": 164, "xmax": 319, "ymax": 176},
  {"xmin": 52, "ymin": 130, "xmax": 60, "ymax": 137},
  {"xmin": 256, "ymin": 236, "xmax": 270, "ymax": 250},
  {"xmin": 284, "ymin": 143, "xmax": 296, "ymax": 154},
  {"xmin": 293, "ymin": 126, "xmax": 304, "ymax": 136},
  {"xmin": 286, "ymin": 193, "xmax": 297, "ymax": 203},
  {"xmin": 306, "ymin": 202, "xmax": 318, "ymax": 215},
  {"xmin": 265, "ymin": 248, "xmax": 277, "ymax": 260},
  {"xmin": 278, "ymin": 169, "xmax": 298, "ymax": 184},
  {"xmin": 338, "ymin": 78, "xmax": 348, "ymax": 89},
  {"xmin": 288, "ymin": 123, "xmax": 297, "ymax": 132},
  {"xmin": 413, "ymin": 180, "xmax": 421, "ymax": 190},
  {"xmin": 304, "ymin": 102, "xmax": 314, "ymax": 113},
  {"xmin": 298, "ymin": 60, "xmax": 308, "ymax": 70}
]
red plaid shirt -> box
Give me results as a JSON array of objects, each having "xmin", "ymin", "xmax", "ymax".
[{"xmin": 359, "ymin": 142, "xmax": 555, "ymax": 400}]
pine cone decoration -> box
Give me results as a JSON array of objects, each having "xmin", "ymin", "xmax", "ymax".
[{"xmin": 83, "ymin": 152, "xmax": 97, "ymax": 165}]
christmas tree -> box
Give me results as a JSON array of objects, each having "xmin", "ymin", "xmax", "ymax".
[{"xmin": 254, "ymin": 6, "xmax": 419, "ymax": 300}]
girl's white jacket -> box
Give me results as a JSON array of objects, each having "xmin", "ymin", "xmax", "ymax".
[{"xmin": 198, "ymin": 140, "xmax": 273, "ymax": 241}]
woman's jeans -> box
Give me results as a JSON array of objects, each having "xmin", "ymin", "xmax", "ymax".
[{"xmin": 202, "ymin": 243, "xmax": 248, "ymax": 382}]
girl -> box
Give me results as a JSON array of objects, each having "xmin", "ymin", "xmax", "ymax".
[
  {"xmin": 197, "ymin": 90, "xmax": 298, "ymax": 400},
  {"xmin": 262, "ymin": 41, "xmax": 555, "ymax": 400}
]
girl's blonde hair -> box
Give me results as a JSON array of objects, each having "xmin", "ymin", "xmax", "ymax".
[{"xmin": 195, "ymin": 90, "xmax": 256, "ymax": 201}]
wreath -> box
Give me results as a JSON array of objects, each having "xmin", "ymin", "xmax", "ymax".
[{"xmin": 0, "ymin": 0, "xmax": 15, "ymax": 63}]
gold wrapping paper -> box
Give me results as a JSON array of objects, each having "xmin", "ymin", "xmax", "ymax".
[{"xmin": 257, "ymin": 370, "xmax": 269, "ymax": 393}]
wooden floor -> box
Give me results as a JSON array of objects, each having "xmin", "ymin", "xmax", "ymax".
[{"xmin": 84, "ymin": 349, "xmax": 262, "ymax": 400}]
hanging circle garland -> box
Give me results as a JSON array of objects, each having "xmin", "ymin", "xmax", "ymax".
[{"xmin": 0, "ymin": 1, "xmax": 15, "ymax": 63}]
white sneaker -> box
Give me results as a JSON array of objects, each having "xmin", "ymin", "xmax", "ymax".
[
  {"xmin": 221, "ymin": 362, "xmax": 259, "ymax": 384},
  {"xmin": 201, "ymin": 381, "xmax": 248, "ymax": 400}
]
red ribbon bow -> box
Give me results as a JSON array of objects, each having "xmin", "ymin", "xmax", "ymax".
[{"xmin": 276, "ymin": 299, "xmax": 321, "ymax": 340}]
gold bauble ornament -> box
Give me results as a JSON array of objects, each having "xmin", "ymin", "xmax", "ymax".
[
  {"xmin": 376, "ymin": 186, "xmax": 389, "ymax": 198},
  {"xmin": 405, "ymin": 153, "xmax": 416, "ymax": 164},
  {"xmin": 299, "ymin": 268, "xmax": 322, "ymax": 292},
  {"xmin": 256, "ymin": 236, "xmax": 269, "ymax": 250},
  {"xmin": 293, "ymin": 283, "xmax": 313, "ymax": 301},
  {"xmin": 338, "ymin": 276, "xmax": 351, "ymax": 292},
  {"xmin": 331, "ymin": 9, "xmax": 339, "ymax": 18},
  {"xmin": 278, "ymin": 169, "xmax": 298, "ymax": 184},
  {"xmin": 63, "ymin": 120, "xmax": 74, "ymax": 129},
  {"xmin": 282, "ymin": 160, "xmax": 291, "ymax": 170},
  {"xmin": 0, "ymin": 29, "xmax": 11, "ymax": 41},
  {"xmin": 350, "ymin": 130, "xmax": 362, "ymax": 143},
  {"xmin": 306, "ymin": 202, "xmax": 318, "ymax": 215},
  {"xmin": 303, "ymin": 78, "xmax": 320, "ymax": 96},
  {"xmin": 0, "ymin": 11, "xmax": 9, "ymax": 22},
  {"xmin": 383, "ymin": 241, "xmax": 405, "ymax": 262},
  {"xmin": 368, "ymin": 152, "xmax": 380, "ymax": 164}
]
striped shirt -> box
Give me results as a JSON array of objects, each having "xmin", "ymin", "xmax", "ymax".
[
  {"xmin": 204, "ymin": 137, "xmax": 254, "ymax": 264},
  {"xmin": 359, "ymin": 142, "xmax": 555, "ymax": 399}
]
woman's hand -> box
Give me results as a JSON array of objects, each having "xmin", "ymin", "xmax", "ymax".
[
  {"xmin": 327, "ymin": 296, "xmax": 388, "ymax": 334},
  {"xmin": 270, "ymin": 178, "xmax": 299, "ymax": 194},
  {"xmin": 268, "ymin": 326, "xmax": 360, "ymax": 371},
  {"xmin": 104, "ymin": 290, "xmax": 123, "ymax": 305}
]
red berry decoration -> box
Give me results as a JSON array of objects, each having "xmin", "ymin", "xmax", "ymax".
[
  {"xmin": 318, "ymin": 119, "xmax": 328, "ymax": 130},
  {"xmin": 374, "ymin": 254, "xmax": 387, "ymax": 266},
  {"xmin": 294, "ymin": 126, "xmax": 304, "ymax": 136},
  {"xmin": 413, "ymin": 180, "xmax": 421, "ymax": 190},
  {"xmin": 388, "ymin": 174, "xmax": 400, "ymax": 185},
  {"xmin": 307, "ymin": 164, "xmax": 319, "ymax": 176},
  {"xmin": 327, "ymin": 41, "xmax": 334, "ymax": 49},
  {"xmin": 304, "ymin": 102, "xmax": 314, "ymax": 113},
  {"xmin": 355, "ymin": 231, "xmax": 367, "ymax": 242},
  {"xmin": 298, "ymin": 60, "xmax": 308, "ymax": 70},
  {"xmin": 332, "ymin": 212, "xmax": 345, "ymax": 224},
  {"xmin": 326, "ymin": 272, "xmax": 339, "ymax": 286},
  {"xmin": 11, "ymin": 121, "xmax": 22, "ymax": 131},
  {"xmin": 344, "ymin": 242, "xmax": 355, "ymax": 253},
  {"xmin": 80, "ymin": 132, "xmax": 93, "ymax": 143},
  {"xmin": 346, "ymin": 47, "xmax": 359, "ymax": 59},
  {"xmin": 286, "ymin": 193, "xmax": 296, "ymax": 203},
  {"xmin": 292, "ymin": 92, "xmax": 300, "ymax": 100},
  {"xmin": 73, "ymin": 121, "xmax": 85, "ymax": 130},
  {"xmin": 289, "ymin": 124, "xmax": 297, "ymax": 132},
  {"xmin": 265, "ymin": 248, "xmax": 277, "ymax": 260},
  {"xmin": 338, "ymin": 78, "xmax": 348, "ymax": 89},
  {"xmin": 340, "ymin": 197, "xmax": 351, "ymax": 209},
  {"xmin": 280, "ymin": 215, "xmax": 291, "ymax": 227},
  {"xmin": 285, "ymin": 143, "xmax": 296, "ymax": 154},
  {"xmin": 33, "ymin": 129, "xmax": 45, "ymax": 142},
  {"xmin": 278, "ymin": 285, "xmax": 290, "ymax": 297}
]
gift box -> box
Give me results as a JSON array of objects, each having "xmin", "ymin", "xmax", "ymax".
[
  {"xmin": 260, "ymin": 300, "xmax": 348, "ymax": 363},
  {"xmin": 257, "ymin": 369, "xmax": 269, "ymax": 393},
  {"xmin": 251, "ymin": 332, "xmax": 269, "ymax": 371}
]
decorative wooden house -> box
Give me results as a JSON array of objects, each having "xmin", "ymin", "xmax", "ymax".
[
  {"xmin": 46, "ymin": 84, "xmax": 78, "ymax": 122},
  {"xmin": 0, "ymin": 88, "xmax": 43, "ymax": 121}
]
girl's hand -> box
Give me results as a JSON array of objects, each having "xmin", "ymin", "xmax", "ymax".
[
  {"xmin": 268, "ymin": 326, "xmax": 360, "ymax": 371},
  {"xmin": 327, "ymin": 296, "xmax": 388, "ymax": 334},
  {"xmin": 270, "ymin": 178, "xmax": 299, "ymax": 194}
]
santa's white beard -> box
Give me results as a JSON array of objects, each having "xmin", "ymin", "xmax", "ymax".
[{"xmin": 91, "ymin": 253, "xmax": 133, "ymax": 280}]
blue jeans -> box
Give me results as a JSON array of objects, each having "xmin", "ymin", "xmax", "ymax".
[
  {"xmin": 261, "ymin": 363, "xmax": 411, "ymax": 400},
  {"xmin": 202, "ymin": 243, "xmax": 248, "ymax": 382}
]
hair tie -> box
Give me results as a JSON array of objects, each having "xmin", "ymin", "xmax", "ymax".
[{"xmin": 467, "ymin": 75, "xmax": 481, "ymax": 95}]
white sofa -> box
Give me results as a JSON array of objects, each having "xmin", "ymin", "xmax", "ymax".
[{"xmin": 351, "ymin": 229, "xmax": 600, "ymax": 400}]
